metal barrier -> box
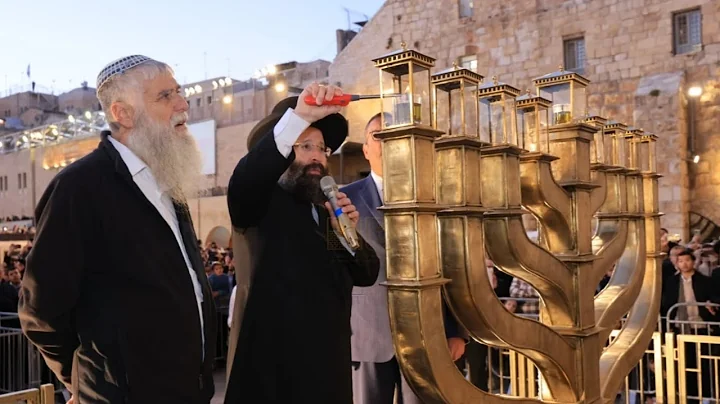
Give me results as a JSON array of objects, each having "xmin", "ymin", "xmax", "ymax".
[
  {"xmin": 664, "ymin": 302, "xmax": 720, "ymax": 404},
  {"xmin": 0, "ymin": 307, "xmax": 231, "ymax": 399},
  {"xmin": 0, "ymin": 312, "xmax": 43, "ymax": 395},
  {"xmin": 6, "ymin": 299, "xmax": 720, "ymax": 403},
  {"xmin": 466, "ymin": 300, "xmax": 720, "ymax": 404},
  {"xmin": 215, "ymin": 305, "xmax": 230, "ymax": 364},
  {"xmin": 0, "ymin": 384, "xmax": 54, "ymax": 404}
]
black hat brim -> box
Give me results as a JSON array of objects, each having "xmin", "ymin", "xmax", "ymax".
[{"xmin": 246, "ymin": 96, "xmax": 348, "ymax": 153}]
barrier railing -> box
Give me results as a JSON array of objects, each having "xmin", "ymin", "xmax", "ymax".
[
  {"xmin": 0, "ymin": 307, "xmax": 232, "ymax": 399},
  {"xmin": 4, "ymin": 301, "xmax": 720, "ymax": 403},
  {"xmin": 0, "ymin": 384, "xmax": 54, "ymax": 404},
  {"xmin": 465, "ymin": 301, "xmax": 720, "ymax": 404}
]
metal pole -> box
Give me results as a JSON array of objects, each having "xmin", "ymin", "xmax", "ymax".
[{"xmin": 688, "ymin": 97, "xmax": 697, "ymax": 156}]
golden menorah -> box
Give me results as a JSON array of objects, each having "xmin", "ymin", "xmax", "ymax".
[{"xmin": 370, "ymin": 44, "xmax": 662, "ymax": 403}]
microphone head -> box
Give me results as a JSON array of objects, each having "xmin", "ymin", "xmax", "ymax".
[{"xmin": 320, "ymin": 176, "xmax": 337, "ymax": 193}]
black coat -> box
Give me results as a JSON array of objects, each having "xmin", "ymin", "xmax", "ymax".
[
  {"xmin": 18, "ymin": 132, "xmax": 217, "ymax": 404},
  {"xmin": 224, "ymin": 129, "xmax": 380, "ymax": 403}
]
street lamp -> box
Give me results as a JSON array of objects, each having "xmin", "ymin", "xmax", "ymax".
[
  {"xmin": 222, "ymin": 94, "xmax": 233, "ymax": 104},
  {"xmin": 688, "ymin": 86, "xmax": 702, "ymax": 97},
  {"xmin": 274, "ymin": 82, "xmax": 286, "ymax": 93}
]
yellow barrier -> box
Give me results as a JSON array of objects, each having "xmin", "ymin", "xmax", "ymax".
[{"xmin": 0, "ymin": 384, "xmax": 54, "ymax": 404}]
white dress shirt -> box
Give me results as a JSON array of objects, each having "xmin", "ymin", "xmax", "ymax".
[
  {"xmin": 370, "ymin": 170, "xmax": 383, "ymax": 201},
  {"xmin": 108, "ymin": 136, "xmax": 205, "ymax": 354}
]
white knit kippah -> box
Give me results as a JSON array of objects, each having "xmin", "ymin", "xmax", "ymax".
[{"xmin": 96, "ymin": 55, "xmax": 155, "ymax": 91}]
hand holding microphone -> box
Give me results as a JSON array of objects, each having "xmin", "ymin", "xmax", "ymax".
[{"xmin": 320, "ymin": 176, "xmax": 360, "ymax": 250}]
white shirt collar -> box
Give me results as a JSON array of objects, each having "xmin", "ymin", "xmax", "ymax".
[
  {"xmin": 370, "ymin": 170, "xmax": 383, "ymax": 198},
  {"xmin": 107, "ymin": 135, "xmax": 147, "ymax": 177}
]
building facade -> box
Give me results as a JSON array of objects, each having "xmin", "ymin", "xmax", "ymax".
[{"xmin": 329, "ymin": 0, "xmax": 719, "ymax": 240}]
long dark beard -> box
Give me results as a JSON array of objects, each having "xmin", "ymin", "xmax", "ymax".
[{"xmin": 279, "ymin": 161, "xmax": 329, "ymax": 204}]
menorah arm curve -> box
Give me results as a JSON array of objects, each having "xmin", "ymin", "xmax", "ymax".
[
  {"xmin": 436, "ymin": 212, "xmax": 580, "ymax": 402},
  {"xmin": 589, "ymin": 170, "xmax": 608, "ymax": 215},
  {"xmin": 386, "ymin": 285, "xmax": 554, "ymax": 404},
  {"xmin": 484, "ymin": 215, "xmax": 574, "ymax": 326},
  {"xmin": 598, "ymin": 253, "xmax": 662, "ymax": 400},
  {"xmin": 591, "ymin": 218, "xmax": 629, "ymax": 287},
  {"xmin": 594, "ymin": 219, "xmax": 646, "ymax": 342},
  {"xmin": 520, "ymin": 156, "xmax": 574, "ymax": 252}
]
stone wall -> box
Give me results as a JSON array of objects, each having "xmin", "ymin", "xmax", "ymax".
[
  {"xmin": 329, "ymin": 0, "xmax": 720, "ymax": 239},
  {"xmin": 689, "ymin": 69, "xmax": 720, "ymax": 229}
]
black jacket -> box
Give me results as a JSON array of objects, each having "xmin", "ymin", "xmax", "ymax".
[
  {"xmin": 224, "ymin": 129, "xmax": 380, "ymax": 403},
  {"xmin": 662, "ymin": 271, "xmax": 720, "ymax": 328},
  {"xmin": 18, "ymin": 132, "xmax": 216, "ymax": 404}
]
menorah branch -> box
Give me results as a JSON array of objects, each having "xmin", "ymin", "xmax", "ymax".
[
  {"xmin": 594, "ymin": 219, "xmax": 647, "ymax": 342},
  {"xmin": 599, "ymin": 253, "xmax": 662, "ymax": 400},
  {"xmin": 589, "ymin": 170, "xmax": 608, "ymax": 215},
  {"xmin": 387, "ymin": 285, "xmax": 549, "ymax": 404},
  {"xmin": 520, "ymin": 153, "xmax": 574, "ymax": 253},
  {"xmin": 484, "ymin": 216, "xmax": 575, "ymax": 326},
  {"xmin": 590, "ymin": 218, "xmax": 629, "ymax": 288},
  {"xmin": 439, "ymin": 215, "xmax": 579, "ymax": 401}
]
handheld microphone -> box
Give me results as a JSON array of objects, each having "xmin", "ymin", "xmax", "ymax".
[{"xmin": 320, "ymin": 176, "xmax": 360, "ymax": 250}]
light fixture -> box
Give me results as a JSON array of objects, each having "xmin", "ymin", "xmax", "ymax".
[
  {"xmin": 212, "ymin": 81, "xmax": 219, "ymax": 90},
  {"xmin": 222, "ymin": 95, "xmax": 233, "ymax": 104},
  {"xmin": 266, "ymin": 65, "xmax": 277, "ymax": 75},
  {"xmin": 218, "ymin": 79, "xmax": 225, "ymax": 87},
  {"xmin": 194, "ymin": 84, "xmax": 202, "ymax": 93},
  {"xmin": 68, "ymin": 115, "xmax": 75, "ymax": 123},
  {"xmin": 224, "ymin": 77, "xmax": 232, "ymax": 86},
  {"xmin": 0, "ymin": 118, "xmax": 4, "ymax": 125},
  {"xmin": 84, "ymin": 111, "xmax": 92, "ymax": 120},
  {"xmin": 274, "ymin": 82, "xmax": 286, "ymax": 93},
  {"xmin": 688, "ymin": 86, "xmax": 702, "ymax": 97},
  {"xmin": 693, "ymin": 155, "xmax": 700, "ymax": 164}
]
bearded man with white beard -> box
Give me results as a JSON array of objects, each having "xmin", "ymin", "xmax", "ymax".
[{"xmin": 18, "ymin": 55, "xmax": 217, "ymax": 404}]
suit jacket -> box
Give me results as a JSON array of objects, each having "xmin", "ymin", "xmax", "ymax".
[
  {"xmin": 224, "ymin": 129, "xmax": 380, "ymax": 403},
  {"xmin": 18, "ymin": 132, "xmax": 216, "ymax": 404},
  {"xmin": 342, "ymin": 175, "xmax": 462, "ymax": 363}
]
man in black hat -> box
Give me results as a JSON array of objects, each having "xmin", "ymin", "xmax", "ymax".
[{"xmin": 224, "ymin": 83, "xmax": 380, "ymax": 403}]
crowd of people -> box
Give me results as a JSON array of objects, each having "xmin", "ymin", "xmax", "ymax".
[
  {"xmin": 0, "ymin": 216, "xmax": 34, "ymax": 236},
  {"xmin": 0, "ymin": 242, "xmax": 29, "ymax": 322},
  {"xmin": 660, "ymin": 229, "xmax": 720, "ymax": 331},
  {"xmin": 200, "ymin": 241, "xmax": 235, "ymax": 309}
]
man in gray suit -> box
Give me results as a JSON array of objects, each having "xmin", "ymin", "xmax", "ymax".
[{"xmin": 342, "ymin": 113, "xmax": 467, "ymax": 404}]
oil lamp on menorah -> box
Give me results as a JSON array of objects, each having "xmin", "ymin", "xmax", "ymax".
[{"xmin": 368, "ymin": 43, "xmax": 664, "ymax": 404}]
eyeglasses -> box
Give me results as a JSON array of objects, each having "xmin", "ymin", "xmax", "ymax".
[{"xmin": 293, "ymin": 142, "xmax": 331, "ymax": 157}]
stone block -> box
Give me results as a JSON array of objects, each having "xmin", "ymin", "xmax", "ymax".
[{"xmin": 659, "ymin": 186, "xmax": 673, "ymax": 202}]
